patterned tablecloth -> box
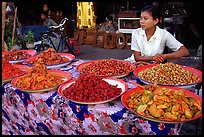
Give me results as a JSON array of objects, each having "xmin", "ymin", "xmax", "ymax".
[{"xmin": 2, "ymin": 60, "xmax": 183, "ymax": 135}]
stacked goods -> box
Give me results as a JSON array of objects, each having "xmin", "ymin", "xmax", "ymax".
[
  {"xmin": 2, "ymin": 58, "xmax": 25, "ymax": 80},
  {"xmin": 138, "ymin": 62, "xmax": 200, "ymax": 85},
  {"xmin": 3, "ymin": 49, "xmax": 31, "ymax": 61},
  {"xmin": 126, "ymin": 84, "xmax": 202, "ymax": 122},
  {"xmin": 13, "ymin": 63, "xmax": 63, "ymax": 90},
  {"xmin": 26, "ymin": 48, "xmax": 69, "ymax": 65},
  {"xmin": 62, "ymin": 75, "xmax": 122, "ymax": 102}
]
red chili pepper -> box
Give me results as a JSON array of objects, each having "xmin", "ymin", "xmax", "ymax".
[
  {"xmin": 62, "ymin": 75, "xmax": 121, "ymax": 102},
  {"xmin": 2, "ymin": 58, "xmax": 25, "ymax": 80}
]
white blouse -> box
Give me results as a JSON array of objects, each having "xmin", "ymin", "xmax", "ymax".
[{"xmin": 127, "ymin": 26, "xmax": 183, "ymax": 62}]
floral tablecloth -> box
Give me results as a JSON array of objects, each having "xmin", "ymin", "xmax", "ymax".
[{"xmin": 2, "ymin": 60, "xmax": 183, "ymax": 135}]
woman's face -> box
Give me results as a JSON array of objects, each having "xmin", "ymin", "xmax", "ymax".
[
  {"xmin": 41, "ymin": 14, "xmax": 46, "ymax": 20},
  {"xmin": 140, "ymin": 11, "xmax": 158, "ymax": 30},
  {"xmin": 43, "ymin": 4, "xmax": 48, "ymax": 11}
]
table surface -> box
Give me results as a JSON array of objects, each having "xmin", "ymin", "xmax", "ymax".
[{"xmin": 3, "ymin": 59, "xmax": 201, "ymax": 135}]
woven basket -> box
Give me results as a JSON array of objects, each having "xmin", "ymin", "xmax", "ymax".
[
  {"xmin": 116, "ymin": 33, "xmax": 125, "ymax": 49},
  {"xmin": 95, "ymin": 31, "xmax": 105, "ymax": 48},
  {"xmin": 103, "ymin": 32, "xmax": 117, "ymax": 49},
  {"xmin": 125, "ymin": 34, "xmax": 131, "ymax": 49},
  {"xmin": 84, "ymin": 35, "xmax": 97, "ymax": 45}
]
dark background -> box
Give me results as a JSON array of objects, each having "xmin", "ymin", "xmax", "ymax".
[{"xmin": 13, "ymin": 1, "xmax": 202, "ymax": 49}]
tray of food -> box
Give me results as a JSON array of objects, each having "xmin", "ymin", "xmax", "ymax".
[
  {"xmin": 76, "ymin": 59, "xmax": 136, "ymax": 78},
  {"xmin": 25, "ymin": 48, "xmax": 75, "ymax": 69},
  {"xmin": 58, "ymin": 75, "xmax": 128, "ymax": 104},
  {"xmin": 2, "ymin": 49, "xmax": 37, "ymax": 64},
  {"xmin": 2, "ymin": 58, "xmax": 31, "ymax": 83},
  {"xmin": 133, "ymin": 62, "xmax": 202, "ymax": 89},
  {"xmin": 11, "ymin": 62, "xmax": 72, "ymax": 93},
  {"xmin": 121, "ymin": 84, "xmax": 202, "ymax": 123}
]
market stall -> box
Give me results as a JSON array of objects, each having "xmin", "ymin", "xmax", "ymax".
[{"xmin": 2, "ymin": 50, "xmax": 202, "ymax": 135}]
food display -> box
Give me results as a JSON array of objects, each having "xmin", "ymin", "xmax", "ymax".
[
  {"xmin": 11, "ymin": 62, "xmax": 72, "ymax": 92},
  {"xmin": 2, "ymin": 58, "xmax": 28, "ymax": 82},
  {"xmin": 58, "ymin": 75, "xmax": 128, "ymax": 104},
  {"xmin": 76, "ymin": 59, "xmax": 136, "ymax": 78},
  {"xmin": 121, "ymin": 84, "xmax": 202, "ymax": 123},
  {"xmin": 134, "ymin": 62, "xmax": 202, "ymax": 87},
  {"xmin": 25, "ymin": 48, "xmax": 75, "ymax": 69},
  {"xmin": 26, "ymin": 48, "xmax": 69, "ymax": 65},
  {"xmin": 2, "ymin": 49, "xmax": 37, "ymax": 63},
  {"xmin": 3, "ymin": 49, "xmax": 32, "ymax": 60}
]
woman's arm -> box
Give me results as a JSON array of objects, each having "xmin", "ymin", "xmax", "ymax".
[
  {"xmin": 133, "ymin": 51, "xmax": 166, "ymax": 63},
  {"xmin": 133, "ymin": 50, "xmax": 153, "ymax": 62},
  {"xmin": 163, "ymin": 46, "xmax": 190, "ymax": 59},
  {"xmin": 133, "ymin": 46, "xmax": 189, "ymax": 63}
]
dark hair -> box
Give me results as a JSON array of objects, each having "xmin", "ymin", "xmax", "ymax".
[
  {"xmin": 141, "ymin": 4, "xmax": 162, "ymax": 20},
  {"xmin": 41, "ymin": 10, "xmax": 48, "ymax": 17},
  {"xmin": 107, "ymin": 16, "xmax": 113, "ymax": 21}
]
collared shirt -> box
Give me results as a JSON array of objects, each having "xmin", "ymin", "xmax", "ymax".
[
  {"xmin": 104, "ymin": 24, "xmax": 115, "ymax": 32},
  {"xmin": 128, "ymin": 26, "xmax": 183, "ymax": 61},
  {"xmin": 43, "ymin": 18, "xmax": 57, "ymax": 27}
]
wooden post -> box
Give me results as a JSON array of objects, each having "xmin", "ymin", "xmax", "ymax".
[
  {"xmin": 2, "ymin": 2, "xmax": 6, "ymax": 51},
  {"xmin": 11, "ymin": 7, "xmax": 17, "ymax": 46}
]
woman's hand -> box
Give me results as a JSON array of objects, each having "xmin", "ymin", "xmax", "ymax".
[{"xmin": 152, "ymin": 54, "xmax": 165, "ymax": 64}]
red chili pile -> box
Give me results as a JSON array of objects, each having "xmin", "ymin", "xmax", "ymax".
[
  {"xmin": 80, "ymin": 59, "xmax": 133, "ymax": 76},
  {"xmin": 2, "ymin": 58, "xmax": 25, "ymax": 80},
  {"xmin": 62, "ymin": 75, "xmax": 122, "ymax": 102}
]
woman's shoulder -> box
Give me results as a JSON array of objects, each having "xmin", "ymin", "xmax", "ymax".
[
  {"xmin": 156, "ymin": 26, "xmax": 172, "ymax": 36},
  {"xmin": 157, "ymin": 26, "xmax": 169, "ymax": 33},
  {"xmin": 132, "ymin": 28, "xmax": 143, "ymax": 33},
  {"xmin": 133, "ymin": 27, "xmax": 142, "ymax": 31}
]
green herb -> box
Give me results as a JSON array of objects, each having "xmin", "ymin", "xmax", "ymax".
[{"xmin": 23, "ymin": 31, "xmax": 35, "ymax": 43}]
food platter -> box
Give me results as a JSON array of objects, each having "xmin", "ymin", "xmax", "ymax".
[
  {"xmin": 133, "ymin": 63, "xmax": 202, "ymax": 89},
  {"xmin": 58, "ymin": 77, "xmax": 128, "ymax": 104},
  {"xmin": 2, "ymin": 64, "xmax": 31, "ymax": 83},
  {"xmin": 25, "ymin": 53, "xmax": 75, "ymax": 69},
  {"xmin": 2, "ymin": 49, "xmax": 37, "ymax": 64},
  {"xmin": 121, "ymin": 86, "xmax": 202, "ymax": 124},
  {"xmin": 11, "ymin": 70, "xmax": 72, "ymax": 93},
  {"xmin": 76, "ymin": 59, "xmax": 136, "ymax": 78}
]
